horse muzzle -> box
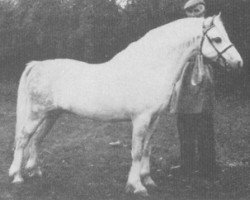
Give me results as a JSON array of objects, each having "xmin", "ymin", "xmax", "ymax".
[{"xmin": 223, "ymin": 57, "xmax": 243, "ymax": 72}]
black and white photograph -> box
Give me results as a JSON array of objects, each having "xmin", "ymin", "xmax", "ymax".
[{"xmin": 1, "ymin": 0, "xmax": 250, "ymax": 199}]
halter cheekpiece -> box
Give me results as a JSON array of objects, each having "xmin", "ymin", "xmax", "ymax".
[{"xmin": 200, "ymin": 16, "xmax": 234, "ymax": 67}]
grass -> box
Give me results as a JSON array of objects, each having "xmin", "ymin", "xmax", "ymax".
[{"xmin": 0, "ymin": 80, "xmax": 250, "ymax": 200}]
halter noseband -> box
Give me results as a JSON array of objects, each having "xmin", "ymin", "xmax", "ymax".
[{"xmin": 200, "ymin": 16, "xmax": 234, "ymax": 67}]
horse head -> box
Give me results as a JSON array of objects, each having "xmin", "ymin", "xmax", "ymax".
[{"xmin": 200, "ymin": 13, "xmax": 243, "ymax": 69}]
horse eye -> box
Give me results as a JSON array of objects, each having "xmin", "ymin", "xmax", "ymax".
[{"xmin": 213, "ymin": 37, "xmax": 222, "ymax": 43}]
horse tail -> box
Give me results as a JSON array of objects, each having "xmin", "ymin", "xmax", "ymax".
[{"xmin": 15, "ymin": 61, "xmax": 38, "ymax": 136}]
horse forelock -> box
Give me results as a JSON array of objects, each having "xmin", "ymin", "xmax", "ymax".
[{"xmin": 213, "ymin": 15, "xmax": 230, "ymax": 40}]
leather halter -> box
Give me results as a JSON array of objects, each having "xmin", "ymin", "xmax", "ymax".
[{"xmin": 200, "ymin": 16, "xmax": 234, "ymax": 67}]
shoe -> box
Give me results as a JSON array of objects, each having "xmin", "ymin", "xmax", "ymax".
[
  {"xmin": 169, "ymin": 165, "xmax": 196, "ymax": 178},
  {"xmin": 198, "ymin": 164, "xmax": 221, "ymax": 181}
]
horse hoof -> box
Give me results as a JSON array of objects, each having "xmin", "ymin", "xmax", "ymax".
[
  {"xmin": 126, "ymin": 183, "xmax": 149, "ymax": 197},
  {"xmin": 125, "ymin": 183, "xmax": 134, "ymax": 194},
  {"xmin": 12, "ymin": 175, "xmax": 24, "ymax": 184},
  {"xmin": 134, "ymin": 188, "xmax": 149, "ymax": 197},
  {"xmin": 28, "ymin": 167, "xmax": 42, "ymax": 178},
  {"xmin": 143, "ymin": 176, "xmax": 157, "ymax": 188}
]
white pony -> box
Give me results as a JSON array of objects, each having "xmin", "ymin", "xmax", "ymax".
[{"xmin": 9, "ymin": 14, "xmax": 242, "ymax": 196}]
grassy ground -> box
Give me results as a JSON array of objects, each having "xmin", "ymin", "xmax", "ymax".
[{"xmin": 0, "ymin": 80, "xmax": 250, "ymax": 200}]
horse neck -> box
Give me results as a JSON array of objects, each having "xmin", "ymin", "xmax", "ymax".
[
  {"xmin": 109, "ymin": 18, "xmax": 203, "ymax": 81},
  {"xmin": 142, "ymin": 35, "xmax": 200, "ymax": 96}
]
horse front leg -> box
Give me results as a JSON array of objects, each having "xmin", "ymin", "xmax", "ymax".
[
  {"xmin": 141, "ymin": 146, "xmax": 156, "ymax": 187},
  {"xmin": 140, "ymin": 116, "xmax": 159, "ymax": 188},
  {"xmin": 126, "ymin": 114, "xmax": 151, "ymax": 196}
]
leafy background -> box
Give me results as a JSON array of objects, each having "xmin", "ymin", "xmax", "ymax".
[{"xmin": 0, "ymin": 0, "xmax": 249, "ymax": 96}]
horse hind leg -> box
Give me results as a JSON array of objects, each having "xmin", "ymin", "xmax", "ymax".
[
  {"xmin": 9, "ymin": 108, "xmax": 45, "ymax": 183},
  {"xmin": 25, "ymin": 111, "xmax": 60, "ymax": 177}
]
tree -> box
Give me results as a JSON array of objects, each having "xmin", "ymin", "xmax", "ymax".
[{"xmin": 0, "ymin": 0, "xmax": 249, "ymax": 89}]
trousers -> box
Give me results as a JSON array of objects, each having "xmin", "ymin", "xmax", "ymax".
[{"xmin": 177, "ymin": 112, "xmax": 217, "ymax": 176}]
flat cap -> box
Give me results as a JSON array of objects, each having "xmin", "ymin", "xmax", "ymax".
[{"xmin": 184, "ymin": 0, "xmax": 205, "ymax": 10}]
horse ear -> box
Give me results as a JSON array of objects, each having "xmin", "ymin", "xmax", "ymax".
[
  {"xmin": 203, "ymin": 16, "xmax": 214, "ymax": 28},
  {"xmin": 217, "ymin": 12, "xmax": 222, "ymax": 20}
]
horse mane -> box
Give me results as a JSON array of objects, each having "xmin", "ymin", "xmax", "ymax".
[
  {"xmin": 111, "ymin": 17, "xmax": 206, "ymax": 67},
  {"xmin": 151, "ymin": 17, "xmax": 204, "ymax": 49}
]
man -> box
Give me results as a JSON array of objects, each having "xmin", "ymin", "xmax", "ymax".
[{"xmin": 170, "ymin": 0, "xmax": 219, "ymax": 179}]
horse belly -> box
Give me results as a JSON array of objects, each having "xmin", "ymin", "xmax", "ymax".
[
  {"xmin": 58, "ymin": 75, "xmax": 171, "ymax": 121},
  {"xmin": 65, "ymin": 98, "xmax": 132, "ymax": 121}
]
